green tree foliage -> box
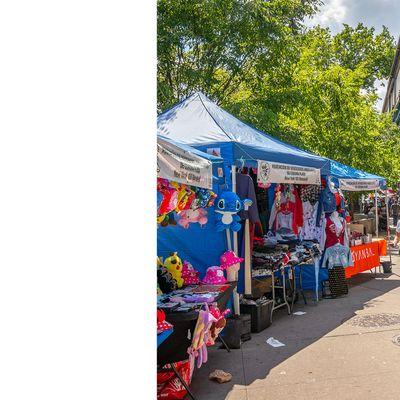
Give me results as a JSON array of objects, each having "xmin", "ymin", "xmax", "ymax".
[{"xmin": 157, "ymin": 0, "xmax": 400, "ymax": 184}]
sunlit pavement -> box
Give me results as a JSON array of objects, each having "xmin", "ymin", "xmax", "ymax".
[{"xmin": 191, "ymin": 249, "xmax": 400, "ymax": 400}]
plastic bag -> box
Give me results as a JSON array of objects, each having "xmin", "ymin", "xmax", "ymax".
[{"xmin": 157, "ymin": 360, "xmax": 193, "ymax": 400}]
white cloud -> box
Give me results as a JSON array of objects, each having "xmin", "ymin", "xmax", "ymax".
[
  {"xmin": 311, "ymin": 0, "xmax": 347, "ymax": 27},
  {"xmin": 308, "ymin": 0, "xmax": 400, "ymax": 38},
  {"xmin": 307, "ymin": 0, "xmax": 400, "ymax": 110}
]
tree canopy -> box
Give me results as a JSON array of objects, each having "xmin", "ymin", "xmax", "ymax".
[{"xmin": 158, "ymin": 0, "xmax": 400, "ymax": 184}]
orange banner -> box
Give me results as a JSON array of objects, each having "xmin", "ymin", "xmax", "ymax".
[{"xmin": 345, "ymin": 239, "xmax": 387, "ymax": 278}]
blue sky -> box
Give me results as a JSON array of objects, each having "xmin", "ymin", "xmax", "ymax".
[{"xmin": 308, "ymin": 0, "xmax": 400, "ymax": 110}]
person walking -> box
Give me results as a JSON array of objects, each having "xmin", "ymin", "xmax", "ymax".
[{"xmin": 393, "ymin": 219, "xmax": 400, "ymax": 248}]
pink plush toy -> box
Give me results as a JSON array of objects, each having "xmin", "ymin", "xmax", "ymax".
[
  {"xmin": 202, "ymin": 266, "xmax": 227, "ymax": 285},
  {"xmin": 177, "ymin": 208, "xmax": 208, "ymax": 229},
  {"xmin": 188, "ymin": 304, "xmax": 216, "ymax": 369},
  {"xmin": 181, "ymin": 261, "xmax": 200, "ymax": 286}
]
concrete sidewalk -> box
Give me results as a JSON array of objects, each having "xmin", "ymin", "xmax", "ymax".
[{"xmin": 191, "ymin": 251, "xmax": 400, "ymax": 400}]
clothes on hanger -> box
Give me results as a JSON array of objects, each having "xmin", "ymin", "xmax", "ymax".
[
  {"xmin": 250, "ymin": 169, "xmax": 269, "ymax": 234},
  {"xmin": 316, "ymin": 185, "xmax": 337, "ymax": 226},
  {"xmin": 301, "ymin": 200, "xmax": 323, "ymax": 242},
  {"xmin": 300, "ymin": 185, "xmax": 321, "ymax": 206},
  {"xmin": 321, "ymin": 243, "xmax": 353, "ymax": 269},
  {"xmin": 236, "ymin": 172, "xmax": 260, "ymax": 223},
  {"xmin": 269, "ymin": 184, "xmax": 303, "ymax": 234},
  {"xmin": 320, "ymin": 213, "xmax": 349, "ymax": 249}
]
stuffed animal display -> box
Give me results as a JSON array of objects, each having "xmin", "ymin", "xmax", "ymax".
[
  {"xmin": 214, "ymin": 191, "xmax": 250, "ymax": 232},
  {"xmin": 164, "ymin": 252, "xmax": 184, "ymax": 288},
  {"xmin": 188, "ymin": 304, "xmax": 216, "ymax": 369},
  {"xmin": 157, "ymin": 256, "xmax": 178, "ymax": 294},
  {"xmin": 177, "ymin": 208, "xmax": 208, "ymax": 229},
  {"xmin": 207, "ymin": 306, "xmax": 230, "ymax": 346},
  {"xmin": 157, "ymin": 178, "xmax": 216, "ymax": 228}
]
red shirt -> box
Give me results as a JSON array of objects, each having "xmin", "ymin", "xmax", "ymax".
[{"xmin": 325, "ymin": 216, "xmax": 345, "ymax": 249}]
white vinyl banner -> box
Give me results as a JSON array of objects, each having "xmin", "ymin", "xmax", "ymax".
[
  {"xmin": 257, "ymin": 160, "xmax": 321, "ymax": 185},
  {"xmin": 157, "ymin": 138, "xmax": 213, "ymax": 189},
  {"xmin": 338, "ymin": 179, "xmax": 380, "ymax": 191}
]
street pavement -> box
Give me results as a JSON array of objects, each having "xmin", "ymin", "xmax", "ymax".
[{"xmin": 191, "ymin": 250, "xmax": 400, "ymax": 400}]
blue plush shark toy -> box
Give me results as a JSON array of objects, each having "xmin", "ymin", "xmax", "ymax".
[{"xmin": 215, "ymin": 191, "xmax": 251, "ymax": 232}]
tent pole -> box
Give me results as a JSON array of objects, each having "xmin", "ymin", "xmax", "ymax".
[
  {"xmin": 232, "ymin": 166, "xmax": 238, "ymax": 257},
  {"xmin": 231, "ymin": 165, "xmax": 240, "ymax": 315},
  {"xmin": 385, "ymin": 190, "xmax": 392, "ymax": 266},
  {"xmin": 243, "ymin": 201, "xmax": 252, "ymax": 295},
  {"xmin": 375, "ymin": 189, "xmax": 379, "ymax": 238},
  {"xmin": 225, "ymin": 229, "xmax": 232, "ymax": 251}
]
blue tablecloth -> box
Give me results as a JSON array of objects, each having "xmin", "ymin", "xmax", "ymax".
[{"xmin": 157, "ymin": 329, "xmax": 173, "ymax": 348}]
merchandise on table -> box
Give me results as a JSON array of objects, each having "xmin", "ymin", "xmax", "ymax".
[
  {"xmin": 181, "ymin": 261, "xmax": 200, "ymax": 285},
  {"xmin": 164, "ymin": 252, "xmax": 184, "ymax": 288}
]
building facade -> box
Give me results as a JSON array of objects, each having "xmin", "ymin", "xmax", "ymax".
[{"xmin": 382, "ymin": 37, "xmax": 400, "ymax": 124}]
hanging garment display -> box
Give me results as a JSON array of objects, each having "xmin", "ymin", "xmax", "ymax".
[
  {"xmin": 300, "ymin": 185, "xmax": 321, "ymax": 206},
  {"xmin": 301, "ymin": 200, "xmax": 323, "ymax": 242},
  {"xmin": 320, "ymin": 213, "xmax": 349, "ymax": 250},
  {"xmin": 269, "ymin": 184, "xmax": 303, "ymax": 234},
  {"xmin": 236, "ymin": 172, "xmax": 260, "ymax": 223},
  {"xmin": 316, "ymin": 179, "xmax": 346, "ymax": 227},
  {"xmin": 321, "ymin": 243, "xmax": 353, "ymax": 269}
]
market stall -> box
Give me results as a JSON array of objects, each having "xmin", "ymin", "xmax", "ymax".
[
  {"xmin": 157, "ymin": 92, "xmax": 390, "ymax": 338},
  {"xmin": 158, "ymin": 92, "xmax": 332, "ymax": 317},
  {"xmin": 328, "ymin": 159, "xmax": 389, "ymax": 278}
]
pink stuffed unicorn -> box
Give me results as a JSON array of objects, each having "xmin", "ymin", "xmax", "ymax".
[{"xmin": 177, "ymin": 208, "xmax": 208, "ymax": 229}]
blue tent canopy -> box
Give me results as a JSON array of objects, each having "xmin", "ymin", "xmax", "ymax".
[
  {"xmin": 158, "ymin": 92, "xmax": 331, "ymax": 174},
  {"xmin": 328, "ymin": 159, "xmax": 386, "ymax": 189}
]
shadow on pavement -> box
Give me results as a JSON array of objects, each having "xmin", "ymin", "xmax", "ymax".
[{"xmin": 190, "ymin": 271, "xmax": 400, "ymax": 400}]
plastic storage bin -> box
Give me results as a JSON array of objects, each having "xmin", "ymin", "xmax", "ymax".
[{"xmin": 240, "ymin": 299, "xmax": 273, "ymax": 333}]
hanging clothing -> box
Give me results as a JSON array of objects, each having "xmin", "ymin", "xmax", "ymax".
[
  {"xmin": 321, "ymin": 243, "xmax": 353, "ymax": 269},
  {"xmin": 236, "ymin": 173, "xmax": 260, "ymax": 223},
  {"xmin": 320, "ymin": 215, "xmax": 349, "ymax": 250},
  {"xmin": 316, "ymin": 186, "xmax": 337, "ymax": 226},
  {"xmin": 300, "ymin": 185, "xmax": 321, "ymax": 206},
  {"xmin": 301, "ymin": 201, "xmax": 323, "ymax": 241},
  {"xmin": 250, "ymin": 170, "xmax": 270, "ymax": 234},
  {"xmin": 269, "ymin": 184, "xmax": 303, "ymax": 234}
]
